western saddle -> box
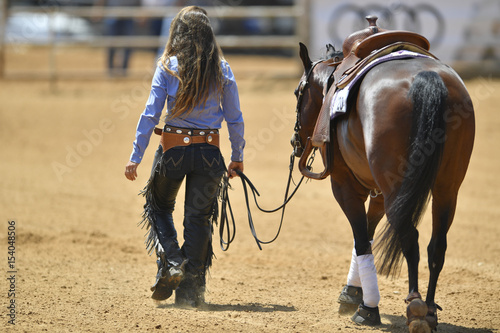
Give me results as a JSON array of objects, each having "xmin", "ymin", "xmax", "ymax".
[
  {"xmin": 310, "ymin": 15, "xmax": 436, "ymax": 148},
  {"xmin": 299, "ymin": 15, "xmax": 438, "ymax": 180}
]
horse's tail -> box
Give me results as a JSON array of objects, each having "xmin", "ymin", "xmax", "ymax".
[{"xmin": 377, "ymin": 71, "xmax": 448, "ymax": 276}]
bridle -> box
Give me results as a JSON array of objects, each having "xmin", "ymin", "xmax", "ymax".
[{"xmin": 292, "ymin": 60, "xmax": 324, "ymax": 157}]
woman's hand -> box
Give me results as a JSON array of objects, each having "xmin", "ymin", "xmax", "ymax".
[
  {"xmin": 227, "ymin": 161, "xmax": 243, "ymax": 179},
  {"xmin": 125, "ymin": 161, "xmax": 140, "ymax": 181}
]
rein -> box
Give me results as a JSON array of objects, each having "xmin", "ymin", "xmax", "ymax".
[
  {"xmin": 218, "ymin": 151, "xmax": 317, "ymax": 251},
  {"xmin": 217, "ymin": 59, "xmax": 327, "ymax": 251}
]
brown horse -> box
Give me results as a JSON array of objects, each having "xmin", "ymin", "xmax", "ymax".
[{"xmin": 292, "ymin": 42, "xmax": 475, "ymax": 330}]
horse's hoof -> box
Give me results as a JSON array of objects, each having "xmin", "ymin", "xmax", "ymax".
[
  {"xmin": 405, "ymin": 291, "xmax": 423, "ymax": 303},
  {"xmin": 407, "ymin": 299, "xmax": 431, "ymax": 333},
  {"xmin": 338, "ymin": 302, "xmax": 359, "ymax": 315},
  {"xmin": 407, "ymin": 299, "xmax": 428, "ymax": 318},
  {"xmin": 337, "ymin": 285, "xmax": 363, "ymax": 315},
  {"xmin": 425, "ymin": 303, "xmax": 442, "ymax": 331},
  {"xmin": 409, "ymin": 320, "xmax": 432, "ymax": 333},
  {"xmin": 351, "ymin": 303, "xmax": 381, "ymax": 326}
]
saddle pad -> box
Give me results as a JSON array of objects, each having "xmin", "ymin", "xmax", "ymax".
[{"xmin": 330, "ymin": 50, "xmax": 435, "ymax": 119}]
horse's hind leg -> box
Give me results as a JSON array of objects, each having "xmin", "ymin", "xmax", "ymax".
[
  {"xmin": 403, "ymin": 227, "xmax": 421, "ymax": 301},
  {"xmin": 425, "ymin": 133, "xmax": 473, "ymax": 329},
  {"xmin": 423, "ymin": 191, "xmax": 458, "ymax": 329}
]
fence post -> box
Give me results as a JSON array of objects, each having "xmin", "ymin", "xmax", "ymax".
[
  {"xmin": 48, "ymin": 6, "xmax": 57, "ymax": 90},
  {"xmin": 297, "ymin": 0, "xmax": 310, "ymax": 48},
  {"xmin": 0, "ymin": 0, "xmax": 7, "ymax": 78}
]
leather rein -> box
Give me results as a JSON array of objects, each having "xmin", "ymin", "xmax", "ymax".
[
  {"xmin": 218, "ymin": 153, "xmax": 320, "ymax": 251},
  {"xmin": 218, "ymin": 62, "xmax": 324, "ymax": 251}
]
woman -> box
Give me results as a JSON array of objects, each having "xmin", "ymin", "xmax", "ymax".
[{"xmin": 124, "ymin": 6, "xmax": 245, "ymax": 307}]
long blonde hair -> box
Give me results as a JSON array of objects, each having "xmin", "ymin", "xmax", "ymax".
[{"xmin": 158, "ymin": 6, "xmax": 224, "ymax": 119}]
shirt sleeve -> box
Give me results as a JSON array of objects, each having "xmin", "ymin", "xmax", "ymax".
[
  {"xmin": 129, "ymin": 66, "xmax": 167, "ymax": 163},
  {"xmin": 221, "ymin": 61, "xmax": 245, "ymax": 162}
]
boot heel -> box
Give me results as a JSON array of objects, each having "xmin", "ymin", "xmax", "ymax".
[{"xmin": 150, "ymin": 259, "xmax": 188, "ymax": 301}]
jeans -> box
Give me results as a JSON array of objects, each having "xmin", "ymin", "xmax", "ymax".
[{"xmin": 146, "ymin": 143, "xmax": 225, "ymax": 278}]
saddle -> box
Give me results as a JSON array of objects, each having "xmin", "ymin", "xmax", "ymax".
[{"xmin": 310, "ymin": 16, "xmax": 433, "ymax": 147}]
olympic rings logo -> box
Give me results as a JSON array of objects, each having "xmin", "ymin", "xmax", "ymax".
[{"xmin": 327, "ymin": 3, "xmax": 445, "ymax": 48}]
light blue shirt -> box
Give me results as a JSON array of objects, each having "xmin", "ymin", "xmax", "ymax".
[{"xmin": 130, "ymin": 56, "xmax": 245, "ymax": 163}]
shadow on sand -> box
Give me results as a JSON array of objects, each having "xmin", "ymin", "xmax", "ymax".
[
  {"xmin": 157, "ymin": 302, "xmax": 296, "ymax": 313},
  {"xmin": 378, "ymin": 314, "xmax": 495, "ymax": 333},
  {"xmin": 157, "ymin": 303, "xmax": 495, "ymax": 332}
]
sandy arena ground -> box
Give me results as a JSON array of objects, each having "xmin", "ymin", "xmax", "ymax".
[{"xmin": 1, "ymin": 47, "xmax": 499, "ymax": 332}]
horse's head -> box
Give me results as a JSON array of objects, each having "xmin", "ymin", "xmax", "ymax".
[{"xmin": 291, "ymin": 43, "xmax": 342, "ymax": 157}]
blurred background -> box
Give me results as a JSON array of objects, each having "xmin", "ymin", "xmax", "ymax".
[{"xmin": 1, "ymin": 0, "xmax": 499, "ymax": 80}]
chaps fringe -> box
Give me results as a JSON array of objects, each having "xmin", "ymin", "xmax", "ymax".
[
  {"xmin": 138, "ymin": 156, "xmax": 227, "ymax": 273},
  {"xmin": 138, "ymin": 161, "xmax": 163, "ymax": 256}
]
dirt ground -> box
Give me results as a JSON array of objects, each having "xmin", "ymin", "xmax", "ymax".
[{"xmin": 1, "ymin": 47, "xmax": 499, "ymax": 332}]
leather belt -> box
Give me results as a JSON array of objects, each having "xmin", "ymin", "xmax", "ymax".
[{"xmin": 153, "ymin": 126, "xmax": 219, "ymax": 153}]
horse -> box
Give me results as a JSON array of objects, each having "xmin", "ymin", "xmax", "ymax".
[{"xmin": 292, "ymin": 39, "xmax": 475, "ymax": 330}]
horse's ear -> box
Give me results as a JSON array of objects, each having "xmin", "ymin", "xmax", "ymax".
[
  {"xmin": 326, "ymin": 43, "xmax": 335, "ymax": 52},
  {"xmin": 299, "ymin": 42, "xmax": 312, "ymax": 72}
]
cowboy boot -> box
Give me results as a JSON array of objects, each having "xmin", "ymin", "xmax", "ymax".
[
  {"xmin": 151, "ymin": 255, "xmax": 188, "ymax": 301},
  {"xmin": 175, "ymin": 272, "xmax": 206, "ymax": 308}
]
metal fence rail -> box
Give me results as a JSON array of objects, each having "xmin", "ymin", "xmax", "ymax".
[{"xmin": 0, "ymin": 1, "xmax": 310, "ymax": 79}]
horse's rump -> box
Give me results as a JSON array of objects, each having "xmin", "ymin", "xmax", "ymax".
[{"xmin": 376, "ymin": 69, "xmax": 448, "ymax": 276}]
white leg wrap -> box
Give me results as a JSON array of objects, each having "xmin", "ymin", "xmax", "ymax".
[
  {"xmin": 346, "ymin": 246, "xmax": 361, "ymax": 287},
  {"xmin": 358, "ymin": 253, "xmax": 380, "ymax": 308}
]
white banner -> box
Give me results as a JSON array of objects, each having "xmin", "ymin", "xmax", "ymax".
[{"xmin": 308, "ymin": 0, "xmax": 499, "ymax": 65}]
